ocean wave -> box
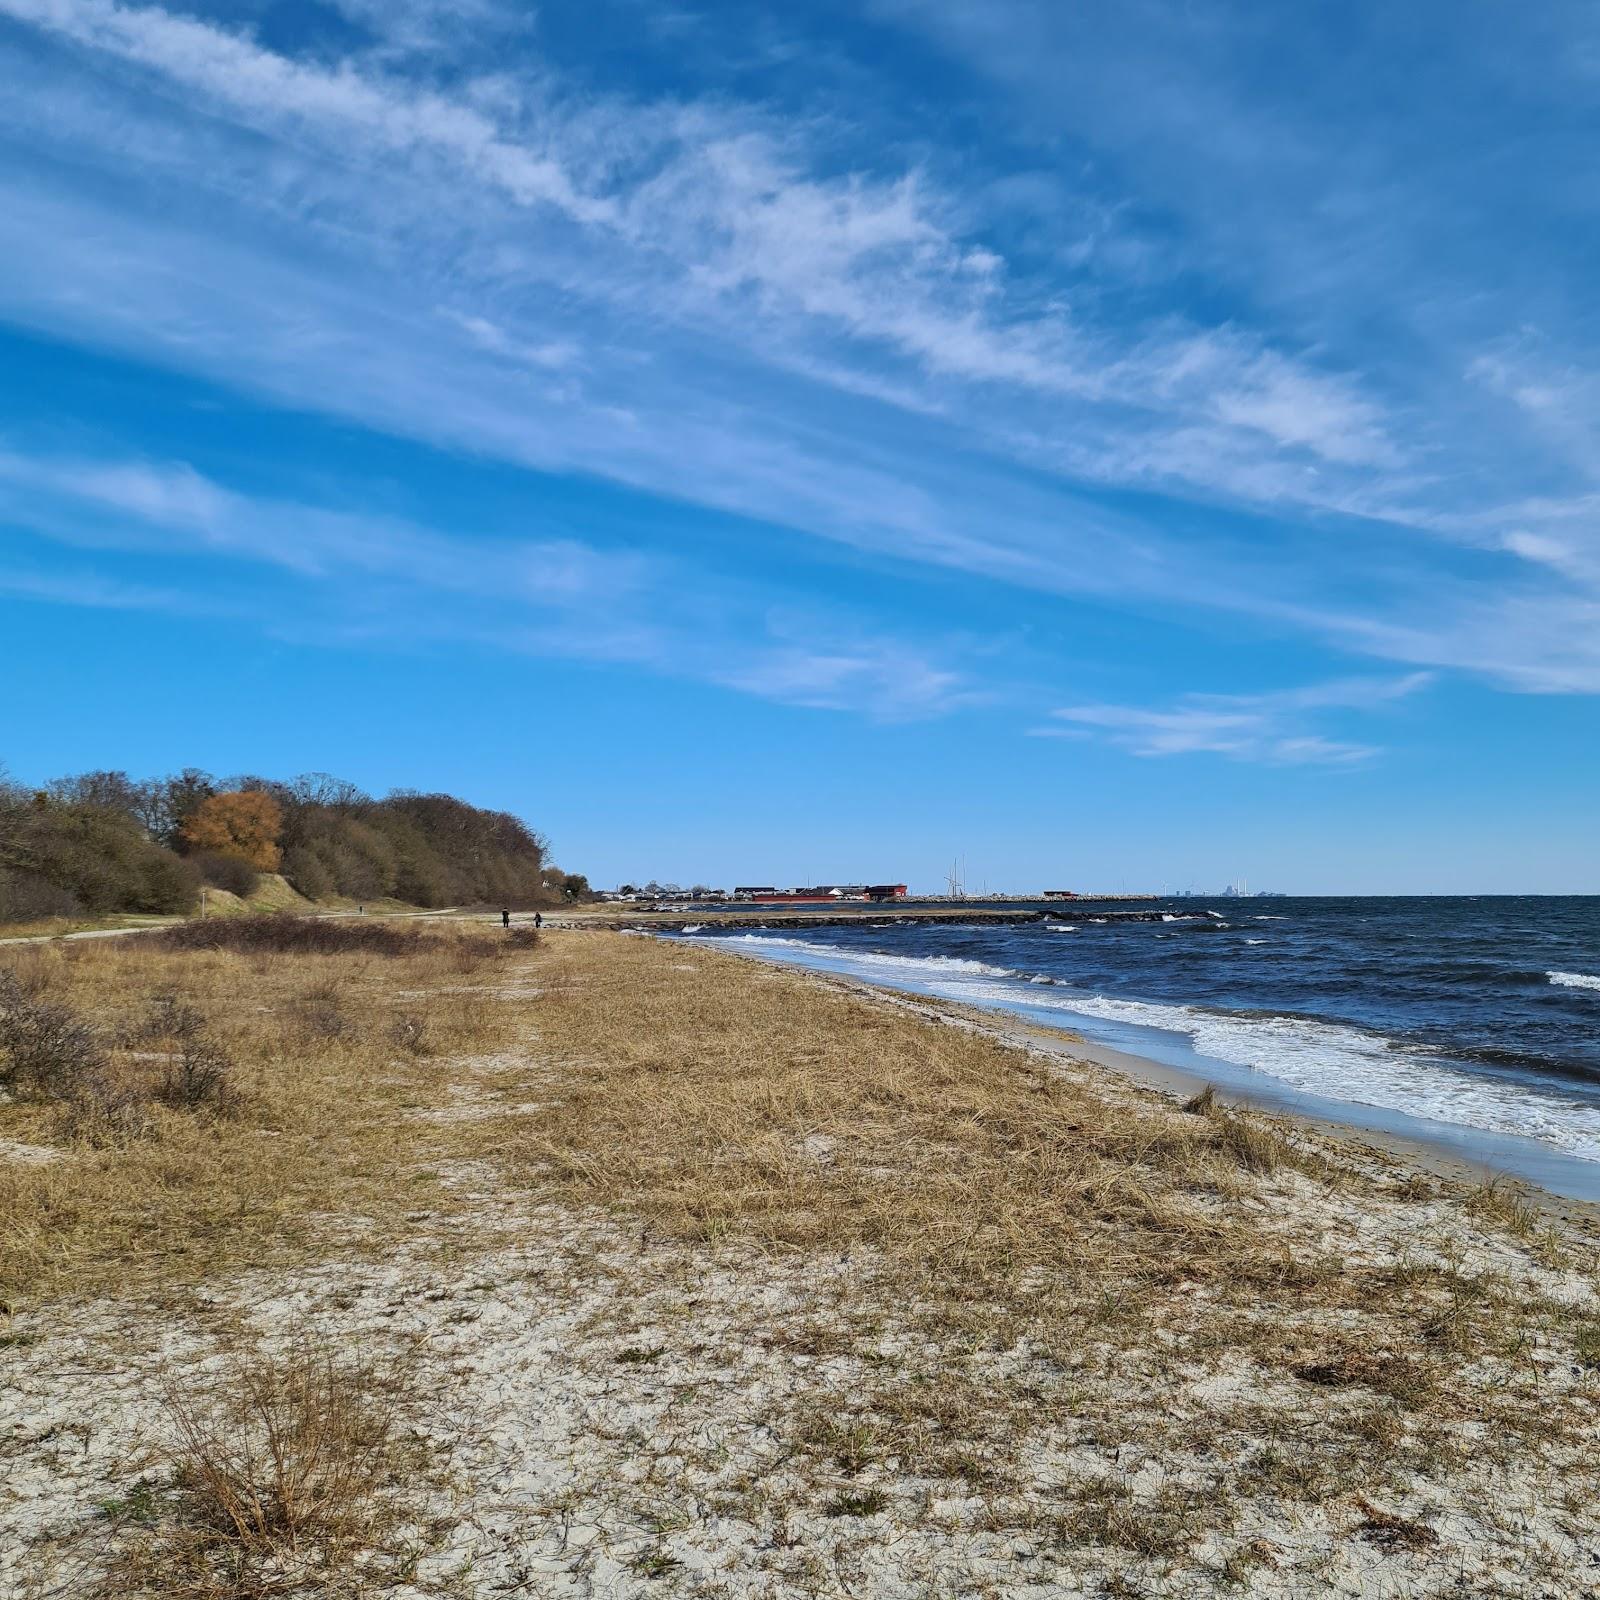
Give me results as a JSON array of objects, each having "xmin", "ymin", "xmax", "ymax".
[
  {"xmin": 706, "ymin": 933, "xmax": 1600, "ymax": 1163},
  {"xmin": 708, "ymin": 935, "xmax": 1017, "ymax": 980},
  {"xmin": 1550, "ymin": 971, "xmax": 1600, "ymax": 991},
  {"xmin": 1041, "ymin": 992, "xmax": 1600, "ymax": 1160}
]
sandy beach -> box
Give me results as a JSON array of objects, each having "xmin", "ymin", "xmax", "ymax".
[{"xmin": 5, "ymin": 924, "xmax": 1599, "ymax": 1598}]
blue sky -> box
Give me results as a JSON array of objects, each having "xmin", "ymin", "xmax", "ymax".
[{"xmin": 1, "ymin": 0, "xmax": 1597, "ymax": 893}]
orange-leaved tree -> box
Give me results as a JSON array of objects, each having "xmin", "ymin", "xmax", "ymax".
[{"xmin": 180, "ymin": 790, "xmax": 284, "ymax": 872}]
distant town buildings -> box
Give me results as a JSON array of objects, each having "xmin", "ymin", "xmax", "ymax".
[
  {"xmin": 602, "ymin": 882, "xmax": 908, "ymax": 905},
  {"xmin": 733, "ymin": 884, "xmax": 908, "ymax": 904}
]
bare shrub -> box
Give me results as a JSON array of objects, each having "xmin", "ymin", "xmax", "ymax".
[
  {"xmin": 0, "ymin": 976, "xmax": 234, "ymax": 1138},
  {"xmin": 157, "ymin": 915, "xmax": 431, "ymax": 957},
  {"xmin": 157, "ymin": 914, "xmax": 521, "ymax": 962},
  {"xmin": 0, "ymin": 867, "xmax": 81, "ymax": 924},
  {"xmin": 447, "ymin": 940, "xmax": 492, "ymax": 975},
  {"xmin": 190, "ymin": 851, "xmax": 260, "ymax": 898},
  {"xmin": 0, "ymin": 968, "xmax": 106, "ymax": 1099},
  {"xmin": 150, "ymin": 1000, "xmax": 235, "ymax": 1114},
  {"xmin": 1182, "ymin": 1084, "xmax": 1218, "ymax": 1116},
  {"xmin": 291, "ymin": 981, "xmax": 353, "ymax": 1044}
]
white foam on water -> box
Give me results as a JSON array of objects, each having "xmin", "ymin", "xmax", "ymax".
[
  {"xmin": 680, "ymin": 924, "xmax": 705, "ymax": 934},
  {"xmin": 1550, "ymin": 971, "xmax": 1600, "ymax": 991},
  {"xmin": 704, "ymin": 934, "xmax": 1600, "ymax": 1164},
  {"xmin": 1045, "ymin": 924, "xmax": 1079, "ymax": 932},
  {"xmin": 708, "ymin": 935, "xmax": 1016, "ymax": 980},
  {"xmin": 1244, "ymin": 938, "xmax": 1267, "ymax": 945}
]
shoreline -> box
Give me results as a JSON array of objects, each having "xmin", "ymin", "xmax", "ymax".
[{"xmin": 705, "ymin": 938, "xmax": 1600, "ymax": 1224}]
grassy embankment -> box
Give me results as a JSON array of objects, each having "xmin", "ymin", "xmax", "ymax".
[{"xmin": 3, "ymin": 925, "xmax": 1599, "ymax": 1597}]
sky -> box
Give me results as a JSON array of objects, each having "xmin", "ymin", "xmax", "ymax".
[{"xmin": 1, "ymin": 0, "xmax": 1598, "ymax": 894}]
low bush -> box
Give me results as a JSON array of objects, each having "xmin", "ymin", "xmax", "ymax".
[
  {"xmin": 0, "ymin": 968, "xmax": 106, "ymax": 1099},
  {"xmin": 0, "ymin": 867, "xmax": 81, "ymax": 924},
  {"xmin": 156, "ymin": 914, "xmax": 539, "ymax": 961},
  {"xmin": 157, "ymin": 915, "xmax": 445, "ymax": 958},
  {"xmin": 291, "ymin": 981, "xmax": 352, "ymax": 1043},
  {"xmin": 138, "ymin": 994, "xmax": 235, "ymax": 1113},
  {"xmin": 0, "ymin": 974, "xmax": 233, "ymax": 1137},
  {"xmin": 190, "ymin": 852, "xmax": 260, "ymax": 898},
  {"xmin": 0, "ymin": 792, "xmax": 198, "ymax": 915}
]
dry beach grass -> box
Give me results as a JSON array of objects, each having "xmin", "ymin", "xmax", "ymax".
[{"xmin": 3, "ymin": 924, "xmax": 1598, "ymax": 1597}]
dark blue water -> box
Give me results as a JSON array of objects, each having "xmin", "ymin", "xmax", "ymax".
[{"xmin": 683, "ymin": 898, "xmax": 1600, "ymax": 1197}]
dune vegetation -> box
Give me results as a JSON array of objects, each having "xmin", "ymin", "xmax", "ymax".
[{"xmin": 3, "ymin": 925, "xmax": 1598, "ymax": 1598}]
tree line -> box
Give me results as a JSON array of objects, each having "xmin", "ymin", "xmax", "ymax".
[{"xmin": 0, "ymin": 766, "xmax": 587, "ymax": 924}]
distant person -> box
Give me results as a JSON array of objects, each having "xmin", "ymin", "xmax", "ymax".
[
  {"xmin": 534, "ymin": 912, "xmax": 543, "ymax": 930},
  {"xmin": 501, "ymin": 909, "xmax": 510, "ymax": 928}
]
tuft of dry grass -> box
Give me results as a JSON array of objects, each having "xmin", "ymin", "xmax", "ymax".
[
  {"xmin": 100, "ymin": 1336, "xmax": 415, "ymax": 1599},
  {"xmin": 1466, "ymin": 1174, "xmax": 1542, "ymax": 1238}
]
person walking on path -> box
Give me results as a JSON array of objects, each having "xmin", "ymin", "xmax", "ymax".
[
  {"xmin": 534, "ymin": 912, "xmax": 543, "ymax": 930},
  {"xmin": 501, "ymin": 909, "xmax": 510, "ymax": 929}
]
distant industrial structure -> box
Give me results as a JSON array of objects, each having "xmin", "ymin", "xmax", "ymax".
[{"xmin": 1172, "ymin": 884, "xmax": 1286, "ymax": 899}]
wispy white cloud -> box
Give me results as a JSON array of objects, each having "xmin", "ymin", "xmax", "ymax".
[
  {"xmin": 1034, "ymin": 673, "xmax": 1433, "ymax": 764},
  {"xmin": 0, "ymin": 0, "xmax": 1596, "ymax": 708},
  {"xmin": 0, "ymin": 0, "xmax": 608, "ymax": 219},
  {"xmin": 0, "ymin": 0, "xmax": 1411, "ymax": 513},
  {"xmin": 0, "ymin": 442, "xmax": 975, "ymax": 719}
]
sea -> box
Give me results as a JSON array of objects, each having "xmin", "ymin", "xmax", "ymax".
[{"xmin": 676, "ymin": 897, "xmax": 1600, "ymax": 1201}]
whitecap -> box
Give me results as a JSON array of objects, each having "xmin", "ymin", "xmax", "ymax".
[{"xmin": 1550, "ymin": 971, "xmax": 1600, "ymax": 991}]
